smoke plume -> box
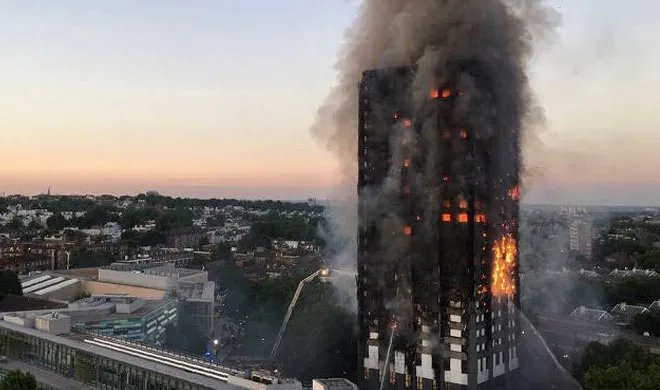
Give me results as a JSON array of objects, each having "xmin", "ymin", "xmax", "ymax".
[{"xmin": 312, "ymin": 0, "xmax": 559, "ymax": 312}]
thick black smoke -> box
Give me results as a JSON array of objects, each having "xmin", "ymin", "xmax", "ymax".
[{"xmin": 312, "ymin": 0, "xmax": 558, "ymax": 312}]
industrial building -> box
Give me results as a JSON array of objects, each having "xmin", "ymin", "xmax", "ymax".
[
  {"xmin": 13, "ymin": 261, "xmax": 215, "ymax": 343},
  {"xmin": 0, "ymin": 318, "xmax": 303, "ymax": 390},
  {"xmin": 357, "ymin": 67, "xmax": 520, "ymax": 389}
]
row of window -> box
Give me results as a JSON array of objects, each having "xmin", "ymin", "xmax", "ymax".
[{"xmin": 0, "ymin": 330, "xmax": 214, "ymax": 390}]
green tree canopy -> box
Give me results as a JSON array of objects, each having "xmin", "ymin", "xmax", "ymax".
[
  {"xmin": 0, "ymin": 369, "xmax": 37, "ymax": 390},
  {"xmin": 239, "ymin": 213, "xmax": 319, "ymax": 250},
  {"xmin": 5, "ymin": 217, "xmax": 23, "ymax": 232},
  {"xmin": 46, "ymin": 213, "xmax": 67, "ymax": 231},
  {"xmin": 69, "ymin": 249, "xmax": 115, "ymax": 269},
  {"xmin": 0, "ymin": 270, "xmax": 23, "ymax": 301},
  {"xmin": 631, "ymin": 312, "xmax": 660, "ymax": 337},
  {"xmin": 580, "ymin": 339, "xmax": 660, "ymax": 390}
]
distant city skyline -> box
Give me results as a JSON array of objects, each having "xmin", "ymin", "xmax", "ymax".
[{"xmin": 1, "ymin": 1, "xmax": 659, "ymax": 205}]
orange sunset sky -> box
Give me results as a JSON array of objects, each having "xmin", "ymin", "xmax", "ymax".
[{"xmin": 1, "ymin": 1, "xmax": 659, "ymax": 205}]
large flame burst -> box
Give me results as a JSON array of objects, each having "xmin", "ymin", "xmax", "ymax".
[{"xmin": 491, "ymin": 234, "xmax": 517, "ymax": 297}]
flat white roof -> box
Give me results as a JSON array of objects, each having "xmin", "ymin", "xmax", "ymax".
[
  {"xmin": 21, "ymin": 275, "xmax": 52, "ymax": 288},
  {"xmin": 35, "ymin": 279, "xmax": 79, "ymax": 296},
  {"xmin": 0, "ymin": 320, "xmax": 241, "ymax": 389},
  {"xmin": 24, "ymin": 277, "xmax": 65, "ymax": 294}
]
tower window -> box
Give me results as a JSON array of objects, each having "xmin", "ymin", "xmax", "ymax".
[
  {"xmin": 442, "ymin": 214, "xmax": 451, "ymax": 222},
  {"xmin": 458, "ymin": 214, "xmax": 468, "ymax": 223}
]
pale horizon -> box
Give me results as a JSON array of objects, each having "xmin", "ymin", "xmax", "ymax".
[{"xmin": 1, "ymin": 1, "xmax": 659, "ymax": 205}]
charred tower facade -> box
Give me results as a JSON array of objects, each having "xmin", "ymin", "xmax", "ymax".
[{"xmin": 357, "ymin": 66, "xmax": 521, "ymax": 390}]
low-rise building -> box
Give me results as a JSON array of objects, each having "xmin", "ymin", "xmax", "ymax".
[
  {"xmin": 611, "ymin": 303, "xmax": 650, "ymax": 324},
  {"xmin": 569, "ymin": 306, "xmax": 614, "ymax": 322},
  {"xmin": 609, "ymin": 268, "xmax": 659, "ymax": 278},
  {"xmin": 166, "ymin": 227, "xmax": 204, "ymax": 249},
  {"xmin": 0, "ymin": 319, "xmax": 303, "ymax": 390},
  {"xmin": 312, "ymin": 379, "xmax": 359, "ymax": 390}
]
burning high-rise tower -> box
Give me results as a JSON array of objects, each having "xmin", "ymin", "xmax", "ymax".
[{"xmin": 357, "ymin": 64, "xmax": 521, "ymax": 389}]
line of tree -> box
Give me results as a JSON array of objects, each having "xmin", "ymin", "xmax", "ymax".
[
  {"xmin": 0, "ymin": 370, "xmax": 37, "ymax": 390},
  {"xmin": 579, "ymin": 339, "xmax": 660, "ymax": 390},
  {"xmin": 0, "ymin": 270, "xmax": 23, "ymax": 301},
  {"xmin": 238, "ymin": 212, "xmax": 322, "ymax": 250}
]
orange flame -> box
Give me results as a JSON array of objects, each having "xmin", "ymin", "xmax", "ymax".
[
  {"xmin": 403, "ymin": 225, "xmax": 412, "ymax": 236},
  {"xmin": 492, "ymin": 234, "xmax": 517, "ymax": 297},
  {"xmin": 508, "ymin": 186, "xmax": 519, "ymax": 201},
  {"xmin": 442, "ymin": 214, "xmax": 451, "ymax": 222},
  {"xmin": 458, "ymin": 213, "xmax": 468, "ymax": 223},
  {"xmin": 403, "ymin": 159, "xmax": 410, "ymax": 168},
  {"xmin": 475, "ymin": 214, "xmax": 487, "ymax": 223},
  {"xmin": 441, "ymin": 89, "xmax": 451, "ymax": 98},
  {"xmin": 459, "ymin": 200, "xmax": 468, "ymax": 209},
  {"xmin": 430, "ymin": 89, "xmax": 439, "ymax": 99},
  {"xmin": 459, "ymin": 129, "xmax": 468, "ymax": 139}
]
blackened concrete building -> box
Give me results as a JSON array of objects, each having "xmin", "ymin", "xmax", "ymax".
[{"xmin": 357, "ymin": 67, "xmax": 520, "ymax": 389}]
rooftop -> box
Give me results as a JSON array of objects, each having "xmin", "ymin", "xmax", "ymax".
[
  {"xmin": 611, "ymin": 303, "xmax": 650, "ymax": 317},
  {"xmin": 313, "ymin": 378, "xmax": 359, "ymax": 390},
  {"xmin": 68, "ymin": 299, "xmax": 166, "ymax": 323},
  {"xmin": 20, "ymin": 273, "xmax": 80, "ymax": 297},
  {"xmin": 569, "ymin": 306, "xmax": 614, "ymax": 322},
  {"xmin": 0, "ymin": 319, "xmax": 241, "ymax": 389},
  {"xmin": 0, "ymin": 294, "xmax": 67, "ymax": 313},
  {"xmin": 609, "ymin": 268, "xmax": 659, "ymax": 278},
  {"xmin": 179, "ymin": 281, "xmax": 214, "ymax": 301}
]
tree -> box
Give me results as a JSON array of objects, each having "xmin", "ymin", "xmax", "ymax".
[
  {"xmin": 69, "ymin": 249, "xmax": 115, "ymax": 268},
  {"xmin": 631, "ymin": 312, "xmax": 660, "ymax": 337},
  {"xmin": 278, "ymin": 282, "xmax": 357, "ymax": 382},
  {"xmin": 579, "ymin": 338, "xmax": 659, "ymax": 389},
  {"xmin": 585, "ymin": 361, "xmax": 660, "ymax": 390},
  {"xmin": 46, "ymin": 213, "xmax": 67, "ymax": 231},
  {"xmin": 5, "ymin": 217, "xmax": 23, "ymax": 232},
  {"xmin": 212, "ymin": 243, "xmax": 232, "ymax": 261},
  {"xmin": 26, "ymin": 220, "xmax": 42, "ymax": 231},
  {"xmin": 0, "ymin": 369, "xmax": 37, "ymax": 390},
  {"xmin": 206, "ymin": 214, "xmax": 225, "ymax": 227},
  {"xmin": 0, "ymin": 270, "xmax": 23, "ymax": 301}
]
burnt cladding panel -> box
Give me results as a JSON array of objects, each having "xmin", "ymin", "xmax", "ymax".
[{"xmin": 358, "ymin": 66, "xmax": 415, "ymax": 390}]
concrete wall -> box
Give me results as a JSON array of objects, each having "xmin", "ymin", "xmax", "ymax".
[
  {"xmin": 116, "ymin": 299, "xmax": 145, "ymax": 314},
  {"xmin": 98, "ymin": 269, "xmax": 176, "ymax": 290},
  {"xmin": 35, "ymin": 315, "xmax": 71, "ymax": 335},
  {"xmin": 179, "ymin": 271, "xmax": 208, "ymax": 284},
  {"xmin": 82, "ymin": 281, "xmax": 166, "ymax": 300},
  {"xmin": 41, "ymin": 280, "xmax": 81, "ymax": 302},
  {"xmin": 2, "ymin": 315, "xmax": 34, "ymax": 328}
]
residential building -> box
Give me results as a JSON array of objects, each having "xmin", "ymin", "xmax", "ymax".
[
  {"xmin": 166, "ymin": 227, "xmax": 204, "ymax": 249},
  {"xmin": 357, "ymin": 67, "xmax": 520, "ymax": 389},
  {"xmin": 569, "ymin": 221, "xmax": 593, "ymax": 260},
  {"xmin": 611, "ymin": 303, "xmax": 649, "ymax": 325},
  {"xmin": 609, "ymin": 268, "xmax": 659, "ymax": 278},
  {"xmin": 568, "ymin": 306, "xmax": 614, "ymax": 322}
]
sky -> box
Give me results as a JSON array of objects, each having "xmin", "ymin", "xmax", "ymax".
[{"xmin": 0, "ymin": 0, "xmax": 659, "ymax": 204}]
